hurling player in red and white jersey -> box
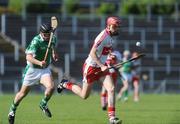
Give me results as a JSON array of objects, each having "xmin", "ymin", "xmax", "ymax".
[
  {"xmin": 100, "ymin": 50, "xmax": 122, "ymax": 111},
  {"xmin": 131, "ymin": 52, "xmax": 141, "ymax": 102},
  {"xmin": 57, "ymin": 16, "xmax": 122, "ymax": 124}
]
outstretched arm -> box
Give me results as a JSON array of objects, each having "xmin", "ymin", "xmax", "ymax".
[{"xmin": 52, "ymin": 48, "xmax": 58, "ymax": 62}]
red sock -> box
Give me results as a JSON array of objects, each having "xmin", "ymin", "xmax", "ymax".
[
  {"xmin": 101, "ymin": 93, "xmax": 107, "ymax": 107},
  {"xmin": 108, "ymin": 107, "xmax": 115, "ymax": 119},
  {"xmin": 65, "ymin": 82, "xmax": 73, "ymax": 90}
]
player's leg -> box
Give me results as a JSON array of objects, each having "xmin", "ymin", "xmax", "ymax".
[
  {"xmin": 57, "ymin": 64, "xmax": 96, "ymax": 99},
  {"xmin": 123, "ymin": 73, "xmax": 133, "ymax": 101},
  {"xmin": 102, "ymin": 75, "xmax": 122, "ymax": 124},
  {"xmin": 100, "ymin": 72, "xmax": 117, "ymax": 111},
  {"xmin": 116, "ymin": 79, "xmax": 128, "ymax": 101},
  {"xmin": 8, "ymin": 85, "xmax": 30, "ymax": 124},
  {"xmin": 133, "ymin": 79, "xmax": 139, "ymax": 102},
  {"xmin": 101, "ymin": 85, "xmax": 108, "ymax": 110},
  {"xmin": 74, "ymin": 81, "xmax": 93, "ymax": 99},
  {"xmin": 57, "ymin": 78, "xmax": 93, "ymax": 99},
  {"xmin": 123, "ymin": 89, "xmax": 129, "ymax": 101},
  {"xmin": 39, "ymin": 74, "xmax": 55, "ymax": 117}
]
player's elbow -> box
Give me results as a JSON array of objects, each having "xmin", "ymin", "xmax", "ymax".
[{"xmin": 26, "ymin": 54, "xmax": 33, "ymax": 61}]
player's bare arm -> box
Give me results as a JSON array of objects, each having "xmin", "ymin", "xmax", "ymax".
[
  {"xmin": 52, "ymin": 48, "xmax": 58, "ymax": 62},
  {"xmin": 89, "ymin": 46, "xmax": 107, "ymax": 72},
  {"xmin": 26, "ymin": 54, "xmax": 46, "ymax": 67}
]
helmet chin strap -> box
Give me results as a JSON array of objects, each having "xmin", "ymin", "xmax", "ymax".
[{"xmin": 40, "ymin": 33, "xmax": 49, "ymax": 41}]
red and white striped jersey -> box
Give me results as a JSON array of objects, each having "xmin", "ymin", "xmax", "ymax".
[{"xmin": 85, "ymin": 29, "xmax": 114, "ymax": 67}]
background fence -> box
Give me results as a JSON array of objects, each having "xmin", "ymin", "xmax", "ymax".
[{"xmin": 0, "ymin": 1, "xmax": 180, "ymax": 93}]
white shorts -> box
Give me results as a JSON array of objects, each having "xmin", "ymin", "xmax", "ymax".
[
  {"xmin": 121, "ymin": 72, "xmax": 132, "ymax": 82},
  {"xmin": 22, "ymin": 66, "xmax": 51, "ymax": 86}
]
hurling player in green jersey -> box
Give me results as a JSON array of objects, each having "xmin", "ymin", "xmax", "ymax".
[
  {"xmin": 117, "ymin": 50, "xmax": 132, "ymax": 102},
  {"xmin": 8, "ymin": 22, "xmax": 58, "ymax": 124}
]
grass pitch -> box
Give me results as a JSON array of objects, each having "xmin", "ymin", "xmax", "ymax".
[{"xmin": 0, "ymin": 94, "xmax": 180, "ymax": 124}]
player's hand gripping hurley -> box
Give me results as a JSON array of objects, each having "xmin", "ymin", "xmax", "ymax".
[
  {"xmin": 43, "ymin": 16, "xmax": 58, "ymax": 61},
  {"xmin": 95, "ymin": 53, "xmax": 145, "ymax": 74}
]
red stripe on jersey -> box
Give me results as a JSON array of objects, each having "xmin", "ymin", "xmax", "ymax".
[{"xmin": 101, "ymin": 46, "xmax": 112, "ymax": 55}]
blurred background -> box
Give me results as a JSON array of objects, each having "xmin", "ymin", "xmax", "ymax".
[{"xmin": 0, "ymin": 0, "xmax": 179, "ymax": 94}]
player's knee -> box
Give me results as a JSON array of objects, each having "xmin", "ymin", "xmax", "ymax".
[
  {"xmin": 47, "ymin": 85, "xmax": 55, "ymax": 91},
  {"xmin": 107, "ymin": 86, "xmax": 115, "ymax": 94},
  {"xmin": 82, "ymin": 96, "xmax": 88, "ymax": 100},
  {"xmin": 81, "ymin": 94, "xmax": 89, "ymax": 99},
  {"xmin": 17, "ymin": 91, "xmax": 27, "ymax": 98},
  {"xmin": 124, "ymin": 83, "xmax": 128, "ymax": 89}
]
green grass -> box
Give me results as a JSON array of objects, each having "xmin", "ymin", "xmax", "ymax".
[{"xmin": 0, "ymin": 94, "xmax": 180, "ymax": 124}]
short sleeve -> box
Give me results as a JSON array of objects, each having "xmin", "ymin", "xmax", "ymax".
[{"xmin": 25, "ymin": 39, "xmax": 38, "ymax": 54}]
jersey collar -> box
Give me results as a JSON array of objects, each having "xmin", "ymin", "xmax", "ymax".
[{"xmin": 39, "ymin": 34, "xmax": 44, "ymax": 41}]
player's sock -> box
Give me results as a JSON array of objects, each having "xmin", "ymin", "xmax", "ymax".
[
  {"xmin": 124, "ymin": 90, "xmax": 128, "ymax": 97},
  {"xmin": 101, "ymin": 93, "xmax": 107, "ymax": 110},
  {"xmin": 108, "ymin": 107, "xmax": 115, "ymax": 119},
  {"xmin": 123, "ymin": 90, "xmax": 128, "ymax": 101},
  {"xmin": 40, "ymin": 96, "xmax": 50, "ymax": 107},
  {"xmin": 39, "ymin": 96, "xmax": 52, "ymax": 118},
  {"xmin": 9, "ymin": 101, "xmax": 19, "ymax": 113},
  {"xmin": 64, "ymin": 82, "xmax": 73, "ymax": 90}
]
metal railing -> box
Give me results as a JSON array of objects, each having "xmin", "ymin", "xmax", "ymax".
[{"xmin": 0, "ymin": 14, "xmax": 180, "ymax": 93}]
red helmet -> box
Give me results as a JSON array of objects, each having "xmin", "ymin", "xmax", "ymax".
[{"xmin": 106, "ymin": 16, "xmax": 121, "ymax": 27}]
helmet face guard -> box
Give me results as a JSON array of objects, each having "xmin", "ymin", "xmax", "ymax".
[
  {"xmin": 41, "ymin": 32, "xmax": 51, "ymax": 41},
  {"xmin": 40, "ymin": 23, "xmax": 52, "ymax": 41}
]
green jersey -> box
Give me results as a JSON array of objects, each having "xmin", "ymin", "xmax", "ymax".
[
  {"xmin": 122, "ymin": 60, "xmax": 132, "ymax": 73},
  {"xmin": 25, "ymin": 34, "xmax": 57, "ymax": 68}
]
